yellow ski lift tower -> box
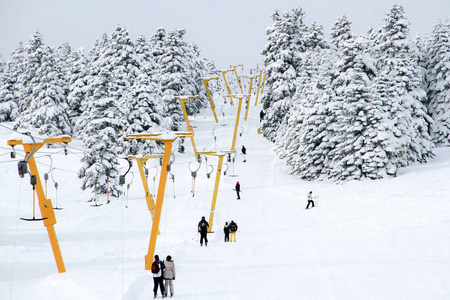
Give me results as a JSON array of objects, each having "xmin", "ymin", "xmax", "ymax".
[
  {"xmin": 239, "ymin": 74, "xmax": 258, "ymax": 121},
  {"xmin": 174, "ymin": 95, "xmax": 200, "ymax": 160},
  {"xmin": 127, "ymin": 154, "xmax": 164, "ymax": 233},
  {"xmin": 230, "ymin": 64, "xmax": 244, "ymax": 94},
  {"xmin": 126, "ymin": 132, "xmax": 192, "ymax": 271},
  {"xmin": 251, "ymin": 67, "xmax": 265, "ymax": 106},
  {"xmin": 199, "ymin": 77, "xmax": 219, "ymax": 123},
  {"xmin": 198, "ymin": 150, "xmax": 235, "ymax": 233},
  {"xmin": 219, "ymin": 69, "xmax": 235, "ymax": 105},
  {"xmin": 7, "ymin": 135, "xmax": 71, "ymax": 273},
  {"xmin": 226, "ymin": 94, "xmax": 250, "ymax": 151}
]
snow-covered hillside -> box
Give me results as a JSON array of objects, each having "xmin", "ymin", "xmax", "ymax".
[{"xmin": 1, "ymin": 97, "xmax": 450, "ymax": 299}]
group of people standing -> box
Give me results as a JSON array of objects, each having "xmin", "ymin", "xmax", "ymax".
[
  {"xmin": 223, "ymin": 220, "xmax": 238, "ymax": 242},
  {"xmin": 152, "ymin": 255, "xmax": 176, "ymax": 298}
]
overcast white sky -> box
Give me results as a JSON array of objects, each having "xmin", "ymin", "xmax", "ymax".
[{"xmin": 1, "ymin": 0, "xmax": 449, "ymax": 70}]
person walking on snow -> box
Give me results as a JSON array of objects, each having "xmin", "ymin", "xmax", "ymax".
[
  {"xmin": 229, "ymin": 220, "xmax": 238, "ymax": 242},
  {"xmin": 224, "ymin": 221, "xmax": 230, "ymax": 242},
  {"xmin": 241, "ymin": 145, "xmax": 247, "ymax": 163},
  {"xmin": 235, "ymin": 181, "xmax": 241, "ymax": 199},
  {"xmin": 306, "ymin": 191, "xmax": 315, "ymax": 209},
  {"xmin": 198, "ymin": 216, "xmax": 209, "ymax": 246},
  {"xmin": 163, "ymin": 255, "xmax": 176, "ymax": 298},
  {"xmin": 152, "ymin": 255, "xmax": 165, "ymax": 298}
]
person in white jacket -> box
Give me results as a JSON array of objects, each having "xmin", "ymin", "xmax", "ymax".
[{"xmin": 163, "ymin": 255, "xmax": 176, "ymax": 298}]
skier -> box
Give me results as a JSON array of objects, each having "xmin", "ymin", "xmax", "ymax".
[
  {"xmin": 198, "ymin": 216, "xmax": 209, "ymax": 246},
  {"xmin": 152, "ymin": 255, "xmax": 165, "ymax": 298},
  {"xmin": 306, "ymin": 191, "xmax": 315, "ymax": 209},
  {"xmin": 241, "ymin": 145, "xmax": 247, "ymax": 162},
  {"xmin": 163, "ymin": 255, "xmax": 176, "ymax": 298},
  {"xmin": 229, "ymin": 220, "xmax": 238, "ymax": 242},
  {"xmin": 235, "ymin": 181, "xmax": 241, "ymax": 199},
  {"xmin": 259, "ymin": 110, "xmax": 265, "ymax": 122},
  {"xmin": 224, "ymin": 221, "xmax": 230, "ymax": 242}
]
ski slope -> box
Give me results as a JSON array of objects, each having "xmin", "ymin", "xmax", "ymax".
[{"xmin": 1, "ymin": 96, "xmax": 450, "ymax": 300}]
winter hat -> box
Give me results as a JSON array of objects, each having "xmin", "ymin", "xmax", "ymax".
[
  {"xmin": 225, "ymin": 222, "xmax": 228, "ymax": 225},
  {"xmin": 202, "ymin": 216, "xmax": 205, "ymax": 220},
  {"xmin": 166, "ymin": 255, "xmax": 172, "ymax": 261},
  {"xmin": 237, "ymin": 181, "xmax": 239, "ymax": 184},
  {"xmin": 155, "ymin": 255, "xmax": 159, "ymax": 260}
]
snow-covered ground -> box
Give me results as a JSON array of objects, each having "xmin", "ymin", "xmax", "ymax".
[{"xmin": 1, "ymin": 97, "xmax": 450, "ymax": 300}]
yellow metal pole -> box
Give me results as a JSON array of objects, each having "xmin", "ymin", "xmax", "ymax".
[
  {"xmin": 208, "ymin": 154, "xmax": 224, "ymax": 232},
  {"xmin": 230, "ymin": 64, "xmax": 244, "ymax": 94},
  {"xmin": 227, "ymin": 95, "xmax": 247, "ymax": 151},
  {"xmin": 201, "ymin": 77, "xmax": 219, "ymax": 123},
  {"xmin": 8, "ymin": 136, "xmax": 72, "ymax": 274},
  {"xmin": 254, "ymin": 69, "xmax": 263, "ymax": 106},
  {"xmin": 174, "ymin": 96, "xmax": 199, "ymax": 159},
  {"xmin": 220, "ymin": 70, "xmax": 234, "ymax": 105},
  {"xmin": 240, "ymin": 75, "xmax": 256, "ymax": 121},
  {"xmin": 127, "ymin": 132, "xmax": 192, "ymax": 271},
  {"xmin": 128, "ymin": 155, "xmax": 163, "ymax": 234},
  {"xmin": 145, "ymin": 143, "xmax": 173, "ymax": 270}
]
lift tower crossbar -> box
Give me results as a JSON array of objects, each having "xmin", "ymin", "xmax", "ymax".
[
  {"xmin": 126, "ymin": 132, "xmax": 193, "ymax": 270},
  {"xmin": 7, "ymin": 136, "xmax": 72, "ymax": 273}
]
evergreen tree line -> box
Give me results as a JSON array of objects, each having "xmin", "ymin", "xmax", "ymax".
[
  {"xmin": 261, "ymin": 5, "xmax": 450, "ymax": 181},
  {"xmin": 0, "ymin": 25, "xmax": 217, "ymax": 195}
]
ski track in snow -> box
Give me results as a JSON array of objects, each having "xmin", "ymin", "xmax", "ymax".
[{"xmin": 1, "ymin": 97, "xmax": 450, "ymax": 299}]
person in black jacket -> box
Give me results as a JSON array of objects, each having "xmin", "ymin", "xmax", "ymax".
[
  {"xmin": 241, "ymin": 145, "xmax": 247, "ymax": 162},
  {"xmin": 229, "ymin": 220, "xmax": 238, "ymax": 242},
  {"xmin": 235, "ymin": 181, "xmax": 241, "ymax": 200},
  {"xmin": 198, "ymin": 216, "xmax": 209, "ymax": 246},
  {"xmin": 152, "ymin": 255, "xmax": 165, "ymax": 298},
  {"xmin": 223, "ymin": 222, "xmax": 230, "ymax": 242}
]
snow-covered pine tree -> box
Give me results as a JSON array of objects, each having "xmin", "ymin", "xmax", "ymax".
[
  {"xmin": 330, "ymin": 15, "xmax": 354, "ymax": 50},
  {"xmin": 0, "ymin": 71, "xmax": 19, "ymax": 122},
  {"xmin": 124, "ymin": 35, "xmax": 166, "ymax": 154},
  {"xmin": 304, "ymin": 21, "xmax": 329, "ymax": 50},
  {"xmin": 0, "ymin": 53, "xmax": 4, "ymax": 74},
  {"xmin": 16, "ymin": 32, "xmax": 46, "ymax": 114},
  {"xmin": 260, "ymin": 8, "xmax": 306, "ymax": 142},
  {"xmin": 424, "ymin": 20, "xmax": 450, "ymax": 146},
  {"xmin": 75, "ymin": 67, "xmax": 126, "ymax": 197},
  {"xmin": 377, "ymin": 4, "xmax": 434, "ymax": 164},
  {"xmin": 159, "ymin": 28, "xmax": 206, "ymax": 130},
  {"xmin": 150, "ymin": 27, "xmax": 167, "ymax": 66},
  {"xmin": 66, "ymin": 47, "xmax": 89, "ymax": 126},
  {"xmin": 14, "ymin": 45, "xmax": 71, "ymax": 135},
  {"xmin": 275, "ymin": 49, "xmax": 337, "ymax": 180},
  {"xmin": 0, "ymin": 45, "xmax": 26, "ymax": 123}
]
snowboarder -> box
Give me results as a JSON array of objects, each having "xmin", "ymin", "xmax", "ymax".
[
  {"xmin": 260, "ymin": 110, "xmax": 265, "ymax": 122},
  {"xmin": 198, "ymin": 216, "xmax": 209, "ymax": 246},
  {"xmin": 229, "ymin": 220, "xmax": 238, "ymax": 242},
  {"xmin": 306, "ymin": 191, "xmax": 315, "ymax": 209},
  {"xmin": 163, "ymin": 255, "xmax": 176, "ymax": 298},
  {"xmin": 224, "ymin": 221, "xmax": 230, "ymax": 242},
  {"xmin": 235, "ymin": 181, "xmax": 241, "ymax": 199},
  {"xmin": 152, "ymin": 255, "xmax": 165, "ymax": 298},
  {"xmin": 241, "ymin": 145, "xmax": 247, "ymax": 162}
]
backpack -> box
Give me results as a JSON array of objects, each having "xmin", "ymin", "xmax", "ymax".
[{"xmin": 151, "ymin": 261, "xmax": 160, "ymax": 274}]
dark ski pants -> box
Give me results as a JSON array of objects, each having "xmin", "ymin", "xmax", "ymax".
[
  {"xmin": 153, "ymin": 276, "xmax": 165, "ymax": 296},
  {"xmin": 224, "ymin": 233, "xmax": 229, "ymax": 242},
  {"xmin": 306, "ymin": 200, "xmax": 315, "ymax": 209},
  {"xmin": 200, "ymin": 232, "xmax": 208, "ymax": 245},
  {"xmin": 236, "ymin": 190, "xmax": 240, "ymax": 199}
]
